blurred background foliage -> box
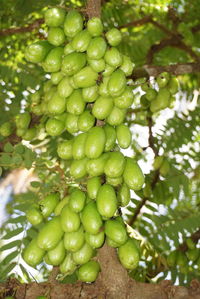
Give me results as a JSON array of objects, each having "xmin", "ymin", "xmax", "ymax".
[{"xmin": 0, "ymin": 0, "xmax": 200, "ymax": 287}]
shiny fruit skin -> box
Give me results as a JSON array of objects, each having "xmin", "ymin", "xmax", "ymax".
[
  {"xmin": 104, "ymin": 152, "xmax": 125, "ymax": 178},
  {"xmin": 116, "ymin": 124, "xmax": 132, "ymax": 149},
  {"xmin": 26, "ymin": 208, "xmax": 43, "ymax": 226},
  {"xmin": 23, "ymin": 239, "xmax": 45, "ymax": 267},
  {"xmin": 105, "ymin": 219, "xmax": 128, "ymax": 246},
  {"xmin": 118, "ymin": 183, "xmax": 130, "ymax": 207},
  {"xmin": 96, "ymin": 184, "xmax": 117, "ymax": 218},
  {"xmin": 47, "ymin": 27, "xmax": 65, "ymax": 46},
  {"xmin": 0, "ymin": 122, "xmax": 13, "ymax": 137},
  {"xmin": 87, "ymin": 37, "xmax": 107, "ymax": 60},
  {"xmin": 61, "ymin": 52, "xmax": 86, "ymax": 76},
  {"xmin": 77, "ymin": 260, "xmax": 100, "ymax": 282},
  {"xmin": 40, "ymin": 193, "xmax": 60, "ymax": 218},
  {"xmin": 73, "ymin": 66, "xmax": 98, "ymax": 88},
  {"xmin": 57, "ymin": 140, "xmax": 73, "ymax": 160},
  {"xmin": 104, "ymin": 47, "xmax": 122, "ymax": 68},
  {"xmin": 42, "ymin": 47, "xmax": 64, "ymax": 73},
  {"xmin": 87, "ymin": 176, "xmax": 101, "ymax": 199},
  {"xmin": 72, "ymin": 133, "xmax": 87, "ymax": 160},
  {"xmin": 48, "ymin": 93, "xmax": 66, "ymax": 115},
  {"xmin": 61, "ymin": 205, "xmax": 80, "ymax": 232},
  {"xmin": 72, "ymin": 29, "xmax": 91, "ymax": 52},
  {"xmin": 82, "ymin": 85, "xmax": 98, "ymax": 103},
  {"xmin": 47, "ymin": 240, "xmax": 65, "ymax": 266},
  {"xmin": 72, "ymin": 242, "xmax": 94, "ymax": 265},
  {"xmin": 64, "ymin": 11, "xmax": 83, "ymax": 38},
  {"xmin": 78, "ymin": 111, "xmax": 95, "ymax": 132},
  {"xmin": 46, "ymin": 118, "xmax": 65, "ymax": 136},
  {"xmin": 69, "ymin": 189, "xmax": 86, "ymax": 213},
  {"xmin": 123, "ymin": 158, "xmax": 144, "ymax": 190},
  {"xmin": 64, "ymin": 226, "xmax": 85, "ymax": 252},
  {"xmin": 105, "ymin": 28, "xmax": 122, "ymax": 46},
  {"xmin": 65, "ymin": 113, "xmax": 79, "ymax": 134},
  {"xmin": 86, "ymin": 153, "xmax": 109, "ymax": 177},
  {"xmin": 60, "ymin": 252, "xmax": 77, "ymax": 274},
  {"xmin": 120, "ymin": 55, "xmax": 134, "ymax": 76},
  {"xmin": 88, "ymin": 58, "xmax": 105, "ymax": 73},
  {"xmin": 37, "ymin": 217, "xmax": 64, "ymax": 250},
  {"xmin": 66, "ymin": 90, "xmax": 86, "ymax": 115},
  {"xmin": 25, "ymin": 41, "xmax": 53, "ymax": 63},
  {"xmin": 81, "ymin": 201, "xmax": 103, "ymax": 234},
  {"xmin": 108, "ymin": 69, "xmax": 126, "ymax": 97},
  {"xmin": 118, "ymin": 238, "xmax": 140, "ymax": 270},
  {"xmin": 85, "ymin": 231, "xmax": 105, "ymax": 249},
  {"xmin": 70, "ymin": 158, "xmax": 88, "ymax": 179},
  {"xmin": 104, "ymin": 124, "xmax": 116, "ymax": 152},
  {"xmin": 87, "ymin": 18, "xmax": 103, "ymax": 37},
  {"xmin": 106, "ymin": 107, "xmax": 126, "ymax": 126},
  {"xmin": 57, "ymin": 76, "xmax": 74, "ymax": 98},
  {"xmin": 44, "ymin": 7, "xmax": 65, "ymax": 27},
  {"xmin": 106, "ymin": 176, "xmax": 122, "ymax": 187},
  {"xmin": 114, "ymin": 87, "xmax": 134, "ymax": 109},
  {"xmin": 54, "ymin": 196, "xmax": 70, "ymax": 216},
  {"xmin": 85, "ymin": 127, "xmax": 106, "ymax": 159},
  {"xmin": 92, "ymin": 96, "xmax": 113, "ymax": 120}
]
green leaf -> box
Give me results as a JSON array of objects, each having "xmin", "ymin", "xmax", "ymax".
[
  {"xmin": 2, "ymin": 250, "xmax": 19, "ymax": 265},
  {"xmin": 9, "ymin": 216, "xmax": 26, "ymax": 223},
  {"xmin": 15, "ymin": 144, "xmax": 25, "ymax": 154},
  {"xmin": 19, "ymin": 264, "xmax": 32, "ymax": 282},
  {"xmin": 12, "ymin": 153, "xmax": 23, "ymax": 165},
  {"xmin": 3, "ymin": 142, "xmax": 14, "ymax": 153},
  {"xmin": 23, "ymin": 148, "xmax": 36, "ymax": 169},
  {"xmin": 3, "ymin": 227, "xmax": 24, "ymax": 240},
  {"xmin": 0, "ymin": 153, "xmax": 12, "ymax": 165},
  {"xmin": 0, "ymin": 240, "xmax": 21, "ymax": 251},
  {"xmin": 0, "ymin": 263, "xmax": 17, "ymax": 279}
]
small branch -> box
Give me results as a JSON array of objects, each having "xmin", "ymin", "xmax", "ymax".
[
  {"xmin": 0, "ymin": 18, "xmax": 44, "ymax": 36},
  {"xmin": 147, "ymin": 116, "xmax": 158, "ymax": 156},
  {"xmin": 86, "ymin": 0, "xmax": 101, "ymax": 18},
  {"xmin": 118, "ymin": 15, "xmax": 152, "ymax": 29}
]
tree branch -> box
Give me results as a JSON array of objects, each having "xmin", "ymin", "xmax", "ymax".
[
  {"xmin": 86, "ymin": 0, "xmax": 101, "ymax": 18},
  {"xmin": 0, "ymin": 18, "xmax": 44, "ymax": 36}
]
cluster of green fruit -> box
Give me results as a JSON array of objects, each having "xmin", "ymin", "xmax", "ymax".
[
  {"xmin": 167, "ymin": 238, "xmax": 200, "ymax": 274},
  {"xmin": 140, "ymin": 72, "xmax": 179, "ymax": 113},
  {"xmin": 22, "ymin": 8, "xmax": 144, "ymax": 283},
  {"xmin": 153, "ymin": 155, "xmax": 170, "ymax": 177}
]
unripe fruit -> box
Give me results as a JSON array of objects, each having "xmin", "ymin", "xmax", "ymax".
[
  {"xmin": 106, "ymin": 107, "xmax": 126, "ymax": 126},
  {"xmin": 87, "ymin": 176, "xmax": 101, "ymax": 199},
  {"xmin": 104, "ymin": 124, "xmax": 116, "ymax": 152},
  {"xmin": 88, "ymin": 58, "xmax": 105, "ymax": 72},
  {"xmin": 118, "ymin": 183, "xmax": 131, "ymax": 207},
  {"xmin": 103, "ymin": 64, "xmax": 115, "ymax": 77},
  {"xmin": 114, "ymin": 87, "xmax": 134, "ymax": 109},
  {"xmin": 82, "ymin": 85, "xmax": 98, "ymax": 102},
  {"xmin": 70, "ymin": 158, "xmax": 88, "ymax": 179},
  {"xmin": 47, "ymin": 27, "xmax": 65, "ymax": 46},
  {"xmin": 15, "ymin": 112, "xmax": 31, "ymax": 129},
  {"xmin": 168, "ymin": 77, "xmax": 179, "ymax": 94},
  {"xmin": 78, "ymin": 111, "xmax": 95, "ymax": 132},
  {"xmin": 42, "ymin": 47, "xmax": 64, "ymax": 73},
  {"xmin": 64, "ymin": 43, "xmax": 74, "ymax": 55},
  {"xmin": 105, "ymin": 28, "xmax": 122, "ymax": 46},
  {"xmin": 72, "ymin": 133, "xmax": 87, "ymax": 160},
  {"xmin": 73, "ymin": 66, "xmax": 98, "ymax": 88},
  {"xmin": 23, "ymin": 127, "xmax": 37, "ymax": 141},
  {"xmin": 64, "ymin": 11, "xmax": 83, "ymax": 38},
  {"xmin": 106, "ymin": 176, "xmax": 122, "ymax": 186},
  {"xmin": 72, "ymin": 29, "xmax": 92, "ymax": 52},
  {"xmin": 23, "ymin": 239, "xmax": 45, "ymax": 267},
  {"xmin": 61, "ymin": 205, "xmax": 80, "ymax": 232},
  {"xmin": 92, "ymin": 96, "xmax": 113, "ymax": 120},
  {"xmin": 66, "ymin": 90, "xmax": 86, "ymax": 115},
  {"xmin": 156, "ymin": 72, "xmax": 170, "ymax": 88},
  {"xmin": 104, "ymin": 152, "xmax": 125, "ymax": 178},
  {"xmin": 104, "ymin": 47, "xmax": 122, "ymax": 68},
  {"xmin": 96, "ymin": 184, "xmax": 117, "ymax": 218},
  {"xmin": 123, "ymin": 158, "xmax": 144, "ymax": 190},
  {"xmin": 85, "ymin": 231, "xmax": 105, "ymax": 249},
  {"xmin": 186, "ymin": 238, "xmax": 196, "ymax": 250},
  {"xmin": 62, "ymin": 53, "xmax": 86, "ymax": 76},
  {"xmin": 77, "ymin": 261, "xmax": 101, "ymax": 282},
  {"xmin": 45, "ymin": 8, "xmax": 65, "ymax": 27},
  {"xmin": 54, "ymin": 196, "xmax": 70, "ymax": 216},
  {"xmin": 60, "ymin": 253, "xmax": 77, "ymax": 274},
  {"xmin": 81, "ymin": 201, "xmax": 103, "ymax": 234},
  {"xmin": 0, "ymin": 122, "xmax": 13, "ymax": 137},
  {"xmin": 65, "ymin": 113, "xmax": 79, "ymax": 134},
  {"xmin": 64, "ymin": 226, "xmax": 85, "ymax": 252},
  {"xmin": 118, "ymin": 238, "xmax": 140, "ymax": 270},
  {"xmin": 69, "ymin": 189, "xmax": 86, "ymax": 213},
  {"xmin": 85, "ymin": 127, "xmax": 106, "ymax": 159},
  {"xmin": 120, "ymin": 55, "xmax": 134, "ymax": 76},
  {"xmin": 108, "ymin": 69, "xmax": 126, "ymax": 97},
  {"xmin": 25, "ymin": 41, "xmax": 53, "ymax": 63},
  {"xmin": 72, "ymin": 242, "xmax": 94, "ymax": 265},
  {"xmin": 86, "ymin": 153, "xmax": 109, "ymax": 177},
  {"xmin": 116, "ymin": 124, "xmax": 131, "ymax": 149},
  {"xmin": 47, "ymin": 240, "xmax": 65, "ymax": 266},
  {"xmin": 87, "ymin": 37, "xmax": 107, "ymax": 60},
  {"xmin": 57, "ymin": 140, "xmax": 73, "ymax": 160},
  {"xmin": 87, "ymin": 18, "xmax": 103, "ymax": 37},
  {"xmin": 26, "ymin": 208, "xmax": 43, "ymax": 226},
  {"xmin": 145, "ymin": 88, "xmax": 157, "ymax": 101},
  {"xmin": 105, "ymin": 219, "xmax": 128, "ymax": 246},
  {"xmin": 40, "ymin": 193, "xmax": 60, "ymax": 218},
  {"xmin": 45, "ymin": 118, "xmax": 65, "ymax": 136},
  {"xmin": 48, "ymin": 93, "xmax": 66, "ymax": 115}
]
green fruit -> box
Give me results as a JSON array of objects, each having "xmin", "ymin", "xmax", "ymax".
[
  {"xmin": 23, "ymin": 127, "xmax": 37, "ymax": 141},
  {"xmin": 145, "ymin": 88, "xmax": 157, "ymax": 101},
  {"xmin": 104, "ymin": 47, "xmax": 122, "ymax": 68},
  {"xmin": 86, "ymin": 153, "xmax": 110, "ymax": 177},
  {"xmin": 40, "ymin": 193, "xmax": 60, "ymax": 218},
  {"xmin": 108, "ymin": 69, "xmax": 126, "ymax": 97},
  {"xmin": 78, "ymin": 111, "xmax": 95, "ymax": 132},
  {"xmin": 43, "ymin": 80, "xmax": 53, "ymax": 93},
  {"xmin": 81, "ymin": 201, "xmax": 103, "ymax": 234},
  {"xmin": 88, "ymin": 58, "xmax": 105, "ymax": 72},
  {"xmin": 92, "ymin": 96, "xmax": 113, "ymax": 120},
  {"xmin": 46, "ymin": 118, "xmax": 65, "ymax": 136},
  {"xmin": 65, "ymin": 113, "xmax": 79, "ymax": 133},
  {"xmin": 31, "ymin": 91, "xmax": 41, "ymax": 104},
  {"xmin": 153, "ymin": 156, "xmax": 164, "ymax": 170},
  {"xmin": 72, "ymin": 133, "xmax": 87, "ymax": 160},
  {"xmin": 106, "ymin": 176, "xmax": 122, "ymax": 186},
  {"xmin": 47, "ymin": 240, "xmax": 65, "ymax": 266},
  {"xmin": 61, "ymin": 205, "xmax": 80, "ymax": 232},
  {"xmin": 168, "ymin": 77, "xmax": 179, "ymax": 94},
  {"xmin": 114, "ymin": 87, "xmax": 134, "ymax": 109},
  {"xmin": 85, "ymin": 127, "xmax": 106, "ymax": 159},
  {"xmin": 186, "ymin": 238, "xmax": 196, "ymax": 250},
  {"xmin": 60, "ymin": 252, "xmax": 77, "ymax": 274},
  {"xmin": 99, "ymin": 77, "xmax": 109, "ymax": 96},
  {"xmin": 123, "ymin": 158, "xmax": 144, "ymax": 190},
  {"xmin": 26, "ymin": 208, "xmax": 43, "ymax": 226},
  {"xmin": 87, "ymin": 18, "xmax": 103, "ymax": 36},
  {"xmin": 150, "ymin": 88, "xmax": 170, "ymax": 113},
  {"xmin": 104, "ymin": 152, "xmax": 125, "ymax": 178},
  {"xmin": 64, "ymin": 226, "xmax": 85, "ymax": 252},
  {"xmin": 167, "ymin": 250, "xmax": 177, "ymax": 267},
  {"xmin": 44, "ymin": 86, "xmax": 56, "ymax": 102},
  {"xmin": 57, "ymin": 140, "xmax": 73, "ymax": 160},
  {"xmin": 106, "ymin": 107, "xmax": 126, "ymax": 126},
  {"xmin": 78, "ymin": 260, "xmax": 100, "ymax": 282},
  {"xmin": 64, "ymin": 43, "xmax": 74, "ymax": 55},
  {"xmin": 103, "ymin": 64, "xmax": 115, "ymax": 77},
  {"xmin": 42, "ymin": 47, "xmax": 64, "ymax": 73},
  {"xmin": 57, "ymin": 76, "xmax": 73, "ymax": 98},
  {"xmin": 69, "ymin": 189, "xmax": 86, "ymax": 212},
  {"xmin": 0, "ymin": 122, "xmax": 13, "ymax": 137},
  {"xmin": 44, "ymin": 7, "xmax": 65, "ymax": 27},
  {"xmin": 159, "ymin": 159, "xmax": 170, "ymax": 176},
  {"xmin": 72, "ymin": 242, "xmax": 94, "ymax": 265},
  {"xmin": 70, "ymin": 158, "xmax": 88, "ymax": 179},
  {"xmin": 47, "ymin": 27, "xmax": 65, "ymax": 46},
  {"xmin": 37, "ymin": 217, "xmax": 64, "ymax": 250},
  {"xmin": 23, "ymin": 239, "xmax": 45, "ymax": 267},
  {"xmin": 96, "ymin": 184, "xmax": 117, "ymax": 218},
  {"xmin": 120, "ymin": 55, "xmax": 134, "ymax": 76},
  {"xmin": 177, "ymin": 252, "xmax": 188, "ymax": 267},
  {"xmin": 105, "ymin": 219, "xmax": 127, "ymax": 246},
  {"xmin": 66, "ymin": 90, "xmax": 86, "ymax": 115},
  {"xmin": 25, "ymin": 41, "xmax": 52, "ymax": 63},
  {"xmin": 48, "ymin": 93, "xmax": 66, "ymax": 115},
  {"xmin": 105, "ymin": 28, "xmax": 122, "ymax": 46},
  {"xmin": 15, "ymin": 112, "xmax": 31, "ymax": 129},
  {"xmin": 186, "ymin": 248, "xmax": 199, "ymax": 262},
  {"xmin": 103, "ymin": 124, "xmax": 116, "ymax": 152},
  {"xmin": 118, "ymin": 238, "xmax": 140, "ymax": 270},
  {"xmin": 87, "ymin": 176, "xmax": 101, "ymax": 199},
  {"xmin": 62, "ymin": 52, "xmax": 86, "ymax": 76},
  {"xmin": 73, "ymin": 66, "xmax": 98, "ymax": 88},
  {"xmin": 116, "ymin": 124, "xmax": 131, "ymax": 149},
  {"xmin": 118, "ymin": 183, "xmax": 130, "ymax": 207},
  {"xmin": 54, "ymin": 196, "xmax": 70, "ymax": 216},
  {"xmin": 87, "ymin": 37, "xmax": 107, "ymax": 60},
  {"xmin": 107, "ymin": 237, "xmax": 120, "ymax": 248},
  {"xmin": 72, "ymin": 29, "xmax": 91, "ymax": 52},
  {"xmin": 156, "ymin": 72, "xmax": 170, "ymax": 88},
  {"xmin": 82, "ymin": 85, "xmax": 98, "ymax": 102},
  {"xmin": 64, "ymin": 11, "xmax": 83, "ymax": 38},
  {"xmin": 85, "ymin": 231, "xmax": 105, "ymax": 249}
]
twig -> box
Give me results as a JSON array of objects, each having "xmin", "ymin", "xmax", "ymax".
[
  {"xmin": 147, "ymin": 116, "xmax": 158, "ymax": 156},
  {"xmin": 0, "ymin": 18, "xmax": 44, "ymax": 36},
  {"xmin": 86, "ymin": 0, "xmax": 101, "ymax": 18}
]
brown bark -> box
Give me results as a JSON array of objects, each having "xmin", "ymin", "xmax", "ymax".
[{"xmin": 0, "ymin": 19, "xmax": 44, "ymax": 36}]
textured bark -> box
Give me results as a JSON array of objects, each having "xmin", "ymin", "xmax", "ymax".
[{"xmin": 86, "ymin": 0, "xmax": 101, "ymax": 18}]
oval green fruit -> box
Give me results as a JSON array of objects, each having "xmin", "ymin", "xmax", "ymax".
[
  {"xmin": 104, "ymin": 152, "xmax": 125, "ymax": 178},
  {"xmin": 0, "ymin": 122, "xmax": 13, "ymax": 137},
  {"xmin": 107, "ymin": 237, "xmax": 120, "ymax": 248},
  {"xmin": 51, "ymin": 71, "xmax": 64, "ymax": 85},
  {"xmin": 66, "ymin": 90, "xmax": 85, "ymax": 115},
  {"xmin": 25, "ymin": 41, "xmax": 52, "ymax": 63},
  {"xmin": 65, "ymin": 113, "xmax": 79, "ymax": 133},
  {"xmin": 92, "ymin": 96, "xmax": 113, "ymax": 120},
  {"xmin": 88, "ymin": 58, "xmax": 105, "ymax": 73},
  {"xmin": 87, "ymin": 176, "xmax": 101, "ymax": 199},
  {"xmin": 48, "ymin": 27, "xmax": 65, "ymax": 46},
  {"xmin": 118, "ymin": 238, "xmax": 140, "ymax": 270},
  {"xmin": 120, "ymin": 55, "xmax": 134, "ymax": 76},
  {"xmin": 156, "ymin": 72, "xmax": 170, "ymax": 88},
  {"xmin": 114, "ymin": 87, "xmax": 134, "ymax": 109},
  {"xmin": 145, "ymin": 88, "xmax": 157, "ymax": 101},
  {"xmin": 15, "ymin": 112, "xmax": 31, "ymax": 129},
  {"xmin": 40, "ymin": 193, "xmax": 60, "ymax": 218},
  {"xmin": 72, "ymin": 242, "xmax": 94, "ymax": 265},
  {"xmin": 103, "ymin": 64, "xmax": 115, "ymax": 77},
  {"xmin": 62, "ymin": 52, "xmax": 86, "ymax": 76},
  {"xmin": 46, "ymin": 118, "xmax": 65, "ymax": 136},
  {"xmin": 37, "ymin": 217, "xmax": 64, "ymax": 250},
  {"xmin": 118, "ymin": 183, "xmax": 130, "ymax": 207},
  {"xmin": 61, "ymin": 205, "xmax": 80, "ymax": 232},
  {"xmin": 104, "ymin": 47, "xmax": 122, "ymax": 68},
  {"xmin": 123, "ymin": 158, "xmax": 144, "ymax": 190},
  {"xmin": 105, "ymin": 28, "xmax": 122, "ymax": 46},
  {"xmin": 78, "ymin": 111, "xmax": 95, "ymax": 132},
  {"xmin": 42, "ymin": 47, "xmax": 64, "ymax": 73},
  {"xmin": 87, "ymin": 37, "xmax": 107, "ymax": 60},
  {"xmin": 64, "ymin": 43, "xmax": 74, "ymax": 55},
  {"xmin": 167, "ymin": 250, "xmax": 177, "ymax": 267},
  {"xmin": 72, "ymin": 29, "xmax": 91, "ymax": 52},
  {"xmin": 47, "ymin": 240, "xmax": 65, "ymax": 266},
  {"xmin": 106, "ymin": 107, "xmax": 126, "ymax": 126},
  {"xmin": 54, "ymin": 196, "xmax": 70, "ymax": 216},
  {"xmin": 153, "ymin": 156, "xmax": 164, "ymax": 170},
  {"xmin": 73, "ymin": 66, "xmax": 98, "ymax": 88},
  {"xmin": 44, "ymin": 7, "xmax": 65, "ymax": 27},
  {"xmin": 82, "ymin": 85, "xmax": 98, "ymax": 103},
  {"xmin": 48, "ymin": 93, "xmax": 66, "ymax": 115},
  {"xmin": 85, "ymin": 127, "xmax": 106, "ymax": 159},
  {"xmin": 168, "ymin": 77, "xmax": 179, "ymax": 94},
  {"xmin": 60, "ymin": 252, "xmax": 77, "ymax": 274},
  {"xmin": 78, "ymin": 260, "xmax": 100, "ymax": 282},
  {"xmin": 23, "ymin": 239, "xmax": 45, "ymax": 267},
  {"xmin": 186, "ymin": 238, "xmax": 196, "ymax": 250},
  {"xmin": 26, "ymin": 208, "xmax": 43, "ymax": 226},
  {"xmin": 57, "ymin": 76, "xmax": 74, "ymax": 98},
  {"xmin": 105, "ymin": 219, "xmax": 127, "ymax": 246},
  {"xmin": 104, "ymin": 124, "xmax": 116, "ymax": 152},
  {"xmin": 23, "ymin": 127, "xmax": 37, "ymax": 141},
  {"xmin": 96, "ymin": 184, "xmax": 117, "ymax": 218},
  {"xmin": 72, "ymin": 133, "xmax": 87, "ymax": 160},
  {"xmin": 86, "ymin": 153, "xmax": 109, "ymax": 177},
  {"xmin": 70, "ymin": 158, "xmax": 88, "ymax": 179},
  {"xmin": 87, "ymin": 18, "xmax": 103, "ymax": 37},
  {"xmin": 64, "ymin": 226, "xmax": 85, "ymax": 252},
  {"xmin": 85, "ymin": 231, "xmax": 105, "ymax": 249},
  {"xmin": 106, "ymin": 176, "xmax": 122, "ymax": 187},
  {"xmin": 64, "ymin": 11, "xmax": 83, "ymax": 38},
  {"xmin": 57, "ymin": 140, "xmax": 73, "ymax": 160},
  {"xmin": 69, "ymin": 189, "xmax": 86, "ymax": 213},
  {"xmin": 108, "ymin": 69, "xmax": 126, "ymax": 97},
  {"xmin": 116, "ymin": 124, "xmax": 131, "ymax": 149},
  {"xmin": 150, "ymin": 88, "xmax": 170, "ymax": 113},
  {"xmin": 81, "ymin": 201, "xmax": 103, "ymax": 234}
]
